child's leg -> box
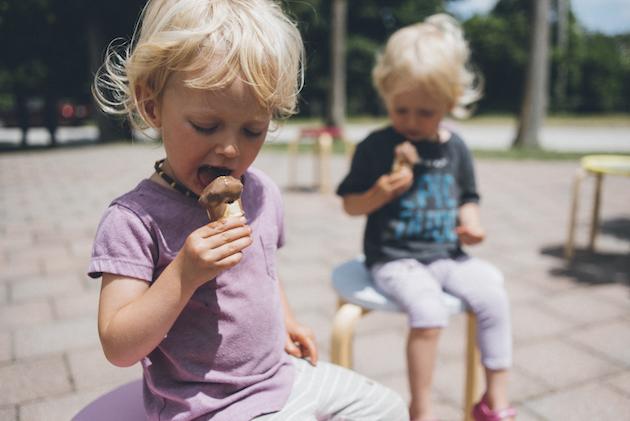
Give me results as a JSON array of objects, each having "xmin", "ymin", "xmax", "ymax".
[
  {"xmin": 431, "ymin": 257, "xmax": 513, "ymax": 412},
  {"xmin": 407, "ymin": 327, "xmax": 441, "ymax": 421},
  {"xmin": 253, "ymin": 357, "xmax": 408, "ymax": 421},
  {"xmin": 485, "ymin": 368, "xmax": 510, "ymax": 410},
  {"xmin": 371, "ymin": 259, "xmax": 449, "ymax": 421}
]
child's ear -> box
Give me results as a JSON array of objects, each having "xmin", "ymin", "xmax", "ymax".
[{"xmin": 135, "ymin": 85, "xmax": 161, "ymax": 128}]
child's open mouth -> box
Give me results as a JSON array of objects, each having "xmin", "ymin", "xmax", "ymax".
[{"xmin": 197, "ymin": 165, "xmax": 233, "ymax": 188}]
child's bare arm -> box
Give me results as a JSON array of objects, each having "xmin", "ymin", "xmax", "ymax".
[
  {"xmin": 278, "ymin": 283, "xmax": 318, "ymax": 365},
  {"xmin": 456, "ymin": 202, "xmax": 485, "ymax": 245},
  {"xmin": 98, "ymin": 218, "xmax": 252, "ymax": 367},
  {"xmin": 342, "ymin": 167, "xmax": 413, "ymax": 216}
]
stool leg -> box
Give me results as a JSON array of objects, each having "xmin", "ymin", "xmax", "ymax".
[
  {"xmin": 318, "ymin": 132, "xmax": 333, "ymax": 194},
  {"xmin": 464, "ymin": 312, "xmax": 482, "ymax": 421},
  {"xmin": 588, "ymin": 172, "xmax": 603, "ymax": 252},
  {"xmin": 287, "ymin": 135, "xmax": 299, "ymax": 190},
  {"xmin": 331, "ymin": 302, "xmax": 367, "ymax": 369},
  {"xmin": 564, "ymin": 168, "xmax": 586, "ymax": 260}
]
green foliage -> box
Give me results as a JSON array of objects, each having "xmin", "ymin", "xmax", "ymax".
[
  {"xmin": 462, "ymin": 0, "xmax": 630, "ymax": 115},
  {"xmin": 0, "ymin": 0, "xmax": 628, "ymax": 122},
  {"xmin": 289, "ymin": 0, "xmax": 444, "ymax": 118}
]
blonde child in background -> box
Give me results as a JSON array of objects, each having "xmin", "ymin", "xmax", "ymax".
[
  {"xmin": 336, "ymin": 14, "xmax": 516, "ymax": 421},
  {"xmin": 89, "ymin": 0, "xmax": 408, "ymax": 419}
]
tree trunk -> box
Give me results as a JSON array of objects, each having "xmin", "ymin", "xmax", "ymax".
[
  {"xmin": 15, "ymin": 89, "xmax": 29, "ymax": 148},
  {"xmin": 554, "ymin": 0, "xmax": 569, "ymax": 110},
  {"xmin": 326, "ymin": 0, "xmax": 347, "ymax": 130},
  {"xmin": 513, "ymin": 0, "xmax": 551, "ymax": 148}
]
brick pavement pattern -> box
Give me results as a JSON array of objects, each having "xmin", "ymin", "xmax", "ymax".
[{"xmin": 0, "ymin": 142, "xmax": 629, "ymax": 421}]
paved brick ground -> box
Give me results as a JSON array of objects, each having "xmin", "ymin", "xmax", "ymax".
[{"xmin": 0, "ymin": 141, "xmax": 629, "ymax": 421}]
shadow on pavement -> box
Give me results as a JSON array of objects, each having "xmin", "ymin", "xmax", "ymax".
[
  {"xmin": 541, "ymin": 245, "xmax": 630, "ymax": 286},
  {"xmin": 600, "ymin": 217, "xmax": 630, "ymax": 242}
]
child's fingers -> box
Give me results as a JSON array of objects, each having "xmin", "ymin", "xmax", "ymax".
[
  {"xmin": 203, "ymin": 225, "xmax": 252, "ymax": 250},
  {"xmin": 206, "ymin": 235, "xmax": 253, "ymax": 262},
  {"xmin": 196, "ymin": 216, "xmax": 247, "ymax": 238},
  {"xmin": 284, "ymin": 338, "xmax": 303, "ymax": 358},
  {"xmin": 302, "ymin": 336, "xmax": 318, "ymax": 366}
]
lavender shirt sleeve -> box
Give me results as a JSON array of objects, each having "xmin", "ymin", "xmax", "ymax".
[{"xmin": 88, "ymin": 203, "xmax": 157, "ymax": 282}]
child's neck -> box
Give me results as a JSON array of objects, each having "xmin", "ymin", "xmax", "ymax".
[{"xmin": 409, "ymin": 128, "xmax": 451, "ymax": 144}]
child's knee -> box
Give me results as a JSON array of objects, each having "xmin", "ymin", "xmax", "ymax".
[
  {"xmin": 475, "ymin": 287, "xmax": 510, "ymax": 322},
  {"xmin": 407, "ymin": 297, "xmax": 449, "ymax": 328}
]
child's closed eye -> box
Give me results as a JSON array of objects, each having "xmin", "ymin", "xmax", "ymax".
[
  {"xmin": 243, "ymin": 128, "xmax": 264, "ymax": 138},
  {"xmin": 191, "ymin": 122, "xmax": 219, "ymax": 134}
]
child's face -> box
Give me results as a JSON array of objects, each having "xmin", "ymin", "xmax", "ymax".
[
  {"xmin": 385, "ymin": 87, "xmax": 449, "ymax": 142},
  {"xmin": 151, "ymin": 72, "xmax": 271, "ymax": 194}
]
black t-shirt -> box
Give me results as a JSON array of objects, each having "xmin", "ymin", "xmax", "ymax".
[{"xmin": 336, "ymin": 126, "xmax": 480, "ymax": 267}]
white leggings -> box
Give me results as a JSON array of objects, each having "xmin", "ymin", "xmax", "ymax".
[
  {"xmin": 252, "ymin": 357, "xmax": 408, "ymax": 421},
  {"xmin": 371, "ymin": 256, "xmax": 512, "ymax": 370}
]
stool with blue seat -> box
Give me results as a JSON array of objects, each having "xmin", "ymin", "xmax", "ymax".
[{"xmin": 330, "ymin": 256, "xmax": 482, "ymax": 421}]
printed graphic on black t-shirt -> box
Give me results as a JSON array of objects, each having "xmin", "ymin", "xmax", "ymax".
[
  {"xmin": 336, "ymin": 126, "xmax": 480, "ymax": 267},
  {"xmin": 387, "ymin": 173, "xmax": 458, "ymax": 244}
]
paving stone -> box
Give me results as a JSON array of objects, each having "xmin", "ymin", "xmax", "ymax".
[
  {"xmin": 513, "ymin": 339, "xmax": 621, "ymax": 390},
  {"xmin": 0, "ymin": 356, "xmax": 71, "ymax": 405},
  {"xmin": 568, "ymin": 320, "xmax": 630, "ymax": 367},
  {"xmin": 10, "ymin": 275, "xmax": 83, "ymax": 303},
  {"xmin": 354, "ymin": 330, "xmax": 407, "ymax": 378},
  {"xmin": 0, "ymin": 300, "xmax": 53, "ymax": 331},
  {"xmin": 52, "ymin": 290, "xmax": 99, "ymax": 320},
  {"xmin": 0, "ymin": 260, "xmax": 41, "ymax": 285},
  {"xmin": 0, "ymin": 332, "xmax": 11, "ymax": 363},
  {"xmin": 432, "ymin": 358, "xmax": 467, "ymax": 406},
  {"xmin": 14, "ymin": 318, "xmax": 98, "ymax": 359},
  {"xmin": 354, "ymin": 310, "xmax": 407, "ymax": 336},
  {"xmin": 605, "ymin": 370, "xmax": 630, "ymax": 398},
  {"xmin": 431, "ymin": 398, "xmax": 464, "ymax": 421},
  {"xmin": 0, "ymin": 406, "xmax": 17, "ymax": 421},
  {"xmin": 502, "ymin": 278, "xmax": 548, "ymax": 304},
  {"xmin": 526, "ymin": 382, "xmax": 630, "ymax": 421},
  {"xmin": 511, "ymin": 302, "xmax": 576, "ymax": 344},
  {"xmin": 436, "ymin": 313, "xmax": 467, "ymax": 361},
  {"xmin": 508, "ymin": 366, "xmax": 552, "ymax": 404},
  {"xmin": 540, "ymin": 287, "xmax": 629, "ymax": 325},
  {"xmin": 67, "ymin": 346, "xmax": 142, "ymax": 390},
  {"xmin": 588, "ymin": 282, "xmax": 630, "ymax": 307},
  {"xmin": 511, "ymin": 405, "xmax": 546, "ymax": 421},
  {"xmin": 283, "ymin": 282, "xmax": 337, "ymax": 313}
]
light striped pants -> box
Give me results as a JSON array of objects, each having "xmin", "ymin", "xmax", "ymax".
[{"xmin": 252, "ymin": 357, "xmax": 408, "ymax": 421}]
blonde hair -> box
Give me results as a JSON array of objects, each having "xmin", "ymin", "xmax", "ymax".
[
  {"xmin": 93, "ymin": 0, "xmax": 304, "ymax": 130},
  {"xmin": 372, "ymin": 14, "xmax": 482, "ymax": 118}
]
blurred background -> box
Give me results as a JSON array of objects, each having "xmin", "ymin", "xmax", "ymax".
[{"xmin": 0, "ymin": 0, "xmax": 629, "ymax": 149}]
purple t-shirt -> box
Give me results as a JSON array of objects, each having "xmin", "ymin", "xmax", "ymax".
[{"xmin": 88, "ymin": 167, "xmax": 294, "ymax": 421}]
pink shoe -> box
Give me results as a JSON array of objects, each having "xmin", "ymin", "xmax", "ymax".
[{"xmin": 472, "ymin": 397, "xmax": 516, "ymax": 421}]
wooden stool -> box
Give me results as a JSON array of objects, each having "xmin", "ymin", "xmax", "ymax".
[
  {"xmin": 287, "ymin": 126, "xmax": 348, "ymax": 193},
  {"xmin": 565, "ymin": 154, "xmax": 630, "ymax": 260},
  {"xmin": 331, "ymin": 257, "xmax": 483, "ymax": 421},
  {"xmin": 72, "ymin": 379, "xmax": 144, "ymax": 420}
]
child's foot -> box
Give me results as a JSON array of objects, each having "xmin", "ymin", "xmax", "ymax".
[{"xmin": 472, "ymin": 396, "xmax": 516, "ymax": 421}]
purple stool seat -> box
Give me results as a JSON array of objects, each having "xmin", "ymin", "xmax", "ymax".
[{"xmin": 72, "ymin": 379, "xmax": 145, "ymax": 421}]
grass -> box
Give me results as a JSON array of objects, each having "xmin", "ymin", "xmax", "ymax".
[
  {"xmin": 262, "ymin": 141, "xmax": 624, "ymax": 161},
  {"xmin": 470, "ymin": 148, "xmax": 607, "ymax": 161},
  {"xmin": 283, "ymin": 113, "xmax": 630, "ymax": 127}
]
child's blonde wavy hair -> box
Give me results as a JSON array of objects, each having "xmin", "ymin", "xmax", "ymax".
[
  {"xmin": 93, "ymin": 0, "xmax": 304, "ymax": 131},
  {"xmin": 372, "ymin": 14, "xmax": 482, "ymax": 118}
]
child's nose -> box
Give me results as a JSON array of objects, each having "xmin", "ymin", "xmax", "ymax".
[{"xmin": 214, "ymin": 136, "xmax": 239, "ymax": 158}]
